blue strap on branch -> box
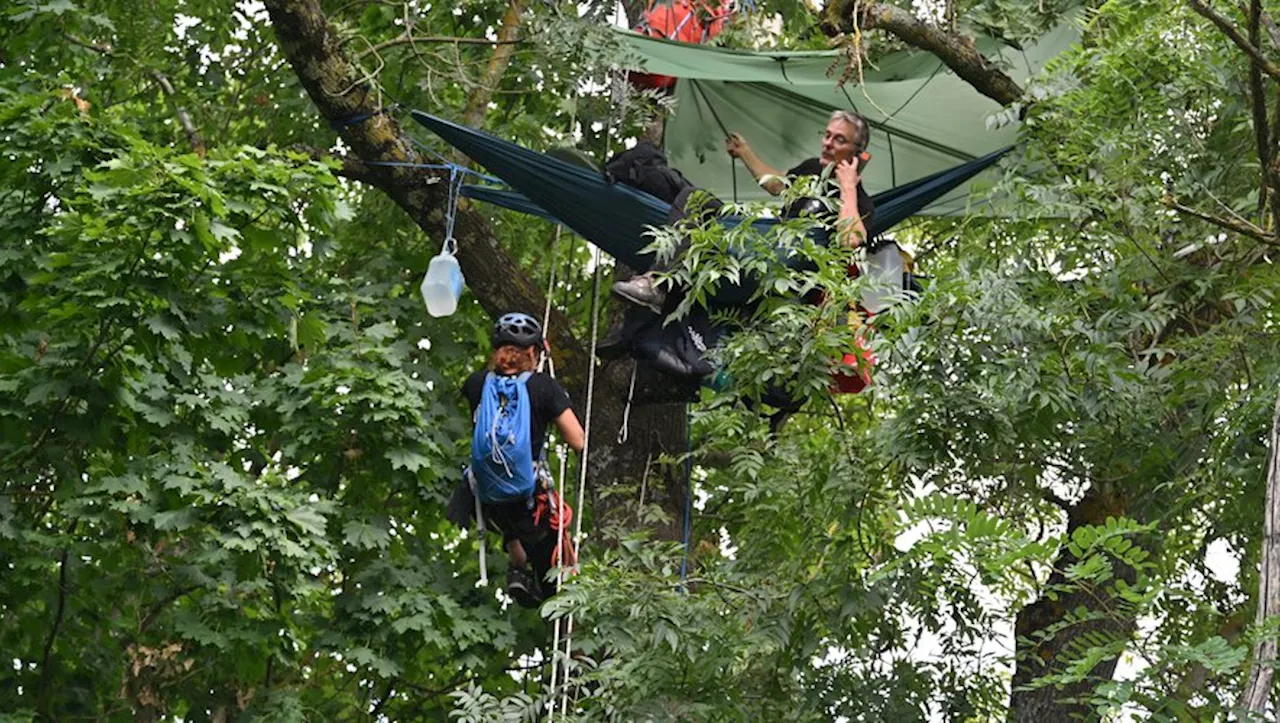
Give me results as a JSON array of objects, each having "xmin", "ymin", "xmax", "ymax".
[
  {"xmin": 362, "ymin": 160, "xmax": 502, "ymax": 186},
  {"xmin": 330, "ymin": 103, "xmax": 399, "ymax": 130}
]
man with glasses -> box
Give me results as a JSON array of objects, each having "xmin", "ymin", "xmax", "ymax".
[{"xmin": 613, "ymin": 110, "xmax": 874, "ymax": 311}]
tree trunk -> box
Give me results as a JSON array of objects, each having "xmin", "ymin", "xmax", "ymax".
[
  {"xmin": 584, "ymin": 359, "xmax": 694, "ymax": 544},
  {"xmin": 1237, "ymin": 391, "xmax": 1280, "ymax": 714},
  {"xmin": 1009, "ymin": 489, "xmax": 1137, "ymax": 722}
]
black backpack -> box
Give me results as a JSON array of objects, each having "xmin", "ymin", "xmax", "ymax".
[{"xmin": 604, "ymin": 142, "xmax": 693, "ymax": 204}]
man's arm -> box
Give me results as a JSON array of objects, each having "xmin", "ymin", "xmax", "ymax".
[
  {"xmin": 725, "ymin": 133, "xmax": 786, "ymax": 196},
  {"xmin": 834, "ymin": 158, "xmax": 869, "ymax": 249}
]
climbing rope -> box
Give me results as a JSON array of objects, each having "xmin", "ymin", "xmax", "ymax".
[
  {"xmin": 537, "ymin": 226, "xmax": 562, "ymax": 377},
  {"xmin": 550, "ymin": 243, "xmax": 603, "ymax": 721},
  {"xmin": 679, "ymin": 406, "xmax": 694, "ymax": 588},
  {"xmin": 549, "ymin": 69, "xmax": 623, "ymax": 720},
  {"xmin": 545, "ymin": 78, "xmax": 587, "ymax": 721},
  {"xmin": 617, "ymin": 363, "xmax": 637, "ymax": 444}
]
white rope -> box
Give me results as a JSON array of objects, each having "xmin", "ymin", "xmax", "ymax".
[
  {"xmin": 556, "ymin": 85, "xmax": 616, "ymax": 714},
  {"xmin": 551, "ymin": 67, "xmax": 620, "ymax": 722},
  {"xmin": 617, "ymin": 363, "xmax": 637, "ymax": 444},
  {"xmin": 469, "ymin": 470, "xmax": 488, "ymax": 586},
  {"xmin": 552, "ymin": 246, "xmax": 603, "ymax": 720},
  {"xmin": 544, "ymin": 79, "xmax": 583, "ymax": 722},
  {"xmin": 538, "ymin": 226, "xmax": 562, "ymax": 376},
  {"xmin": 546, "ymin": 449, "xmax": 569, "ymax": 714},
  {"xmin": 638, "ymin": 451, "xmax": 652, "ymax": 509}
]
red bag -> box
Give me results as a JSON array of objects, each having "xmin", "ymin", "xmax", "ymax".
[
  {"xmin": 832, "ymin": 334, "xmax": 875, "ymax": 395},
  {"xmin": 630, "ymin": 0, "xmax": 733, "ymax": 90}
]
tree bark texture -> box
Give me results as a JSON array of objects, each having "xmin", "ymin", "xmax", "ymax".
[
  {"xmin": 822, "ymin": 1, "xmax": 1024, "ymax": 107},
  {"xmin": 1237, "ymin": 391, "xmax": 1280, "ymax": 714},
  {"xmin": 1009, "ymin": 489, "xmax": 1137, "ymax": 723},
  {"xmin": 264, "ymin": 0, "xmax": 692, "ymax": 537},
  {"xmin": 587, "ymin": 359, "xmax": 694, "ymax": 544}
]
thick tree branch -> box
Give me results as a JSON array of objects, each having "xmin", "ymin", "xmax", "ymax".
[
  {"xmin": 462, "ymin": 0, "xmax": 528, "ymax": 128},
  {"xmin": 1188, "ymin": 0, "xmax": 1280, "ymax": 82},
  {"xmin": 1164, "ymin": 195, "xmax": 1280, "ymax": 246},
  {"xmin": 821, "ymin": 2, "xmax": 1024, "ymax": 106},
  {"xmin": 1238, "ymin": 391, "xmax": 1280, "ymax": 714},
  {"xmin": 263, "ymin": 0, "xmax": 587, "ymax": 383}
]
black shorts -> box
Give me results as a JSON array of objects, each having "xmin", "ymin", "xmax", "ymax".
[
  {"xmin": 482, "ymin": 497, "xmax": 551, "ymax": 547},
  {"xmin": 483, "ymin": 496, "xmax": 559, "ymax": 586}
]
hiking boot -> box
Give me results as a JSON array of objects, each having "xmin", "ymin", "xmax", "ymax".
[
  {"xmin": 611, "ymin": 274, "xmax": 666, "ymax": 314},
  {"xmin": 507, "ymin": 565, "xmax": 542, "ymax": 609}
]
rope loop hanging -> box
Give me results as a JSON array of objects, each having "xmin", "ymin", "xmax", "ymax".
[{"xmin": 442, "ymin": 165, "xmax": 462, "ymax": 254}]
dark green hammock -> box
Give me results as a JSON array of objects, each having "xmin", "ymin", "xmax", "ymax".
[{"xmin": 413, "ymin": 111, "xmax": 1009, "ymax": 272}]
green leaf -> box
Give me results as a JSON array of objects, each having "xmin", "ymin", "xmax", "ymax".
[
  {"xmin": 144, "ymin": 313, "xmax": 182, "ymax": 341},
  {"xmin": 154, "ymin": 508, "xmax": 197, "ymax": 531},
  {"xmin": 342, "ymin": 519, "xmax": 390, "ymax": 551},
  {"xmin": 387, "ymin": 448, "xmax": 431, "ymax": 472},
  {"xmin": 40, "ymin": 0, "xmax": 77, "ymax": 16},
  {"xmin": 286, "ymin": 505, "xmax": 328, "ymax": 537}
]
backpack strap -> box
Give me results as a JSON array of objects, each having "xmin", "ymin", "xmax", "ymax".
[{"xmin": 516, "ymin": 370, "xmax": 544, "ymax": 468}]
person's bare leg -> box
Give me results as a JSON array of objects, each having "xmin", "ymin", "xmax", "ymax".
[{"xmin": 507, "ymin": 539, "xmax": 528, "ymax": 568}]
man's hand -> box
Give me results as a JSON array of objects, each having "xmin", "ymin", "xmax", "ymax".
[
  {"xmin": 724, "ymin": 132, "xmax": 749, "ymax": 159},
  {"xmin": 835, "ymin": 153, "xmax": 870, "ymax": 192},
  {"xmin": 726, "ymin": 132, "xmax": 785, "ymax": 195}
]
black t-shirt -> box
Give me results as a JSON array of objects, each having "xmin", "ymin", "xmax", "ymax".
[
  {"xmin": 785, "ymin": 157, "xmax": 874, "ymax": 225},
  {"xmin": 463, "ymin": 370, "xmax": 572, "ymax": 458}
]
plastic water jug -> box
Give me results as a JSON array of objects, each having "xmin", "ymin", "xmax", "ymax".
[
  {"xmin": 861, "ymin": 241, "xmax": 904, "ymax": 314},
  {"xmin": 421, "ymin": 251, "xmax": 465, "ymax": 318}
]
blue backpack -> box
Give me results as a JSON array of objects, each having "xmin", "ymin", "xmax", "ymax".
[{"xmin": 470, "ymin": 372, "xmax": 537, "ymax": 504}]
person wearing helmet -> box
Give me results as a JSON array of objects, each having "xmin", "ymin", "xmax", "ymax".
[
  {"xmin": 460, "ymin": 313, "xmax": 585, "ymax": 608},
  {"xmin": 612, "ymin": 110, "xmax": 875, "ymax": 312}
]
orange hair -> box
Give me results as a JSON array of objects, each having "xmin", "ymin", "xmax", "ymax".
[{"xmin": 488, "ymin": 344, "xmax": 537, "ymax": 374}]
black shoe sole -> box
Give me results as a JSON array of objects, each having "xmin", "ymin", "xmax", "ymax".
[
  {"xmin": 507, "ymin": 568, "xmax": 543, "ymax": 609},
  {"xmin": 611, "ymin": 286, "xmax": 664, "ymax": 315},
  {"xmin": 508, "ymin": 582, "xmax": 542, "ymax": 609}
]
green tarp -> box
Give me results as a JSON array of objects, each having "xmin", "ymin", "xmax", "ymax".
[{"xmin": 616, "ymin": 18, "xmax": 1080, "ymax": 212}]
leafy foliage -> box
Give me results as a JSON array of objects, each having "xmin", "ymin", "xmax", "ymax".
[{"xmin": 2, "ymin": 0, "xmax": 1279, "ymax": 720}]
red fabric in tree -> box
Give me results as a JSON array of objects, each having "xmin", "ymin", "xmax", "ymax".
[{"xmin": 629, "ymin": 0, "xmax": 733, "ymax": 90}]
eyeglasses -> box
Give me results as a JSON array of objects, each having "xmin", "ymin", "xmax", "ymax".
[{"xmin": 821, "ymin": 131, "xmax": 854, "ymax": 147}]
